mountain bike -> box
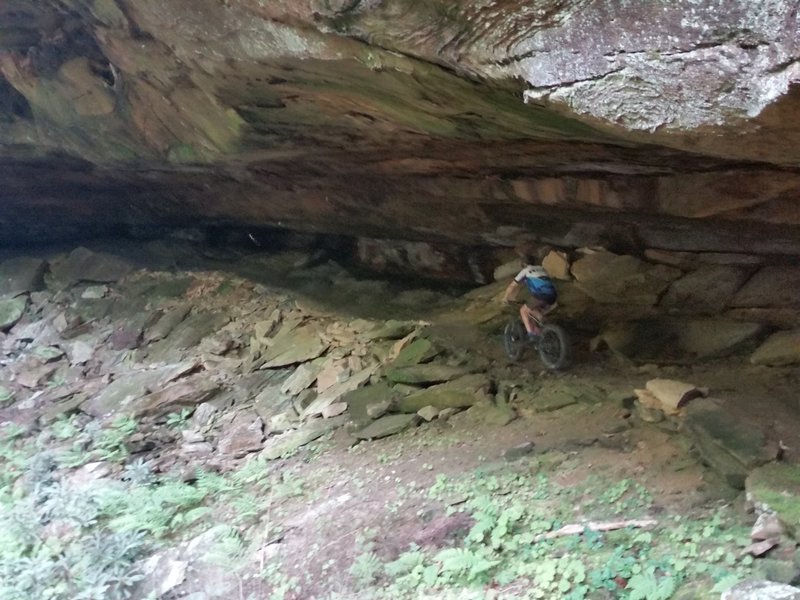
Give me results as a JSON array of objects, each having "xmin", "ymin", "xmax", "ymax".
[{"xmin": 503, "ymin": 302, "xmax": 571, "ymax": 370}]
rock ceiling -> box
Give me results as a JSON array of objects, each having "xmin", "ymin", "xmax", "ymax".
[{"xmin": 2, "ymin": 0, "xmax": 800, "ymax": 251}]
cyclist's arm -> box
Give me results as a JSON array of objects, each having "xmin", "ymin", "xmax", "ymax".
[{"xmin": 503, "ymin": 280, "xmax": 522, "ymax": 303}]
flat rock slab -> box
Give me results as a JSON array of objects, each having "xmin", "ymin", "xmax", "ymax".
[
  {"xmin": 397, "ymin": 374, "xmax": 490, "ymax": 413},
  {"xmin": 261, "ymin": 416, "xmax": 345, "ymax": 460},
  {"xmin": 515, "ymin": 381, "xmax": 606, "ymax": 413},
  {"xmin": 353, "ymin": 413, "xmax": 418, "ymax": 440},
  {"xmin": 386, "ymin": 364, "xmax": 468, "ymax": 385},
  {"xmin": 167, "ymin": 312, "xmax": 229, "ymax": 350},
  {"xmin": 261, "ymin": 323, "xmax": 328, "ymax": 369},
  {"xmin": 81, "ymin": 362, "xmax": 198, "ymax": 418},
  {"xmin": 134, "ymin": 376, "xmax": 220, "ymax": 418},
  {"xmin": 144, "ymin": 304, "xmax": 192, "ymax": 343},
  {"xmin": 302, "ymin": 366, "xmax": 374, "ymax": 418},
  {"xmin": 0, "ymin": 257, "xmax": 47, "ymax": 296},
  {"xmin": 392, "ymin": 338, "xmax": 440, "ymax": 367},
  {"xmin": 684, "ymin": 401, "xmax": 771, "ymax": 489},
  {"xmin": 751, "ymin": 329, "xmax": 800, "ymax": 366},
  {"xmin": 721, "ymin": 580, "xmax": 800, "ymax": 600},
  {"xmin": 746, "ymin": 464, "xmax": 800, "ymax": 536},
  {"xmin": 0, "ymin": 296, "xmax": 27, "ymax": 331},
  {"xmin": 362, "ymin": 320, "xmax": 417, "ymax": 341},
  {"xmin": 281, "ymin": 359, "xmax": 325, "ymax": 395},
  {"xmin": 51, "ymin": 247, "xmax": 133, "ymax": 286}
]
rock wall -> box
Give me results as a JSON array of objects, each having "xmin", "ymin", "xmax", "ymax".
[{"xmin": 1, "ymin": 0, "xmax": 800, "ymax": 254}]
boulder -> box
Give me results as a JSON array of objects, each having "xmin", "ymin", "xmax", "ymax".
[
  {"xmin": 386, "ymin": 364, "xmax": 469, "ymax": 385},
  {"xmin": 0, "ymin": 257, "xmax": 47, "ymax": 296},
  {"xmin": 493, "ymin": 258, "xmax": 523, "ymax": 282},
  {"xmin": 260, "ymin": 323, "xmax": 329, "ymax": 369},
  {"xmin": 596, "ymin": 318, "xmax": 763, "ymax": 363},
  {"xmin": 216, "ymin": 411, "xmax": 264, "ymax": 457},
  {"xmin": 732, "ymin": 267, "xmax": 800, "ymax": 308},
  {"xmin": 751, "ymin": 330, "xmax": 800, "ymax": 366},
  {"xmin": 396, "ymin": 374, "xmax": 491, "ymax": 413},
  {"xmin": 353, "ymin": 414, "xmax": 418, "ymax": 440},
  {"xmin": 684, "ymin": 401, "xmax": 772, "ymax": 489},
  {"xmin": 746, "ymin": 464, "xmax": 800, "ymax": 537},
  {"xmin": 51, "ymin": 247, "xmax": 133, "ymax": 286},
  {"xmin": 721, "ymin": 581, "xmax": 800, "ymax": 600},
  {"xmin": 660, "ymin": 265, "xmax": 752, "ymax": 313},
  {"xmin": 542, "ymin": 250, "xmax": 571, "ymax": 280},
  {"xmin": 0, "ymin": 296, "xmax": 27, "ymax": 331},
  {"xmin": 570, "ymin": 251, "xmax": 680, "ymax": 305},
  {"xmin": 322, "ymin": 402, "xmax": 347, "ymax": 418}
]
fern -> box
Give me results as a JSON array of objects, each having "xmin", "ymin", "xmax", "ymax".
[
  {"xmin": 434, "ymin": 548, "xmax": 499, "ymax": 582},
  {"xmin": 385, "ymin": 550, "xmax": 425, "ymax": 577},
  {"xmin": 628, "ymin": 572, "xmax": 676, "ymax": 600},
  {"xmin": 350, "ymin": 552, "xmax": 382, "ymax": 586}
]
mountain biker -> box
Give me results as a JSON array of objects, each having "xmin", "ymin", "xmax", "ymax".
[{"xmin": 502, "ymin": 247, "xmax": 558, "ymax": 340}]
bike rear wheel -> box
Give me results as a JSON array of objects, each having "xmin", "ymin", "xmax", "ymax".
[
  {"xmin": 503, "ymin": 318, "xmax": 526, "ymax": 362},
  {"xmin": 538, "ymin": 324, "xmax": 571, "ymax": 370}
]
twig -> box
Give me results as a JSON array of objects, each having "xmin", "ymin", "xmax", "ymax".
[{"xmin": 533, "ymin": 518, "xmax": 657, "ymax": 542}]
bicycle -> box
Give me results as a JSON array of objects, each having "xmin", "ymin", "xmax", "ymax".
[{"xmin": 503, "ymin": 302, "xmax": 571, "ymax": 370}]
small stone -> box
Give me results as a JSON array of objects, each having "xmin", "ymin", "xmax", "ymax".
[
  {"xmin": 268, "ymin": 411, "xmax": 298, "ymax": 433},
  {"xmin": 743, "ymin": 538, "xmax": 780, "ymax": 557},
  {"xmin": 366, "ymin": 399, "xmax": 392, "ymax": 419},
  {"xmin": 216, "ymin": 411, "xmax": 265, "ymax": 458},
  {"xmin": 81, "ymin": 285, "xmax": 109, "ymax": 299},
  {"xmin": 417, "ymin": 405, "xmax": 440, "ymax": 422},
  {"xmin": 322, "ymin": 402, "xmax": 347, "ymax": 418},
  {"xmin": 0, "ymin": 386, "xmax": 13, "ymax": 404},
  {"xmin": 752, "ymin": 512, "xmax": 786, "ymax": 541},
  {"xmin": 0, "ymin": 296, "xmax": 27, "ymax": 331},
  {"xmin": 503, "ymin": 441, "xmax": 535, "ymax": 461},
  {"xmin": 191, "ymin": 403, "xmax": 218, "ymax": 428},
  {"xmin": 635, "ymin": 400, "xmax": 665, "ymax": 423},
  {"xmin": 181, "ymin": 429, "xmax": 205, "ymax": 444},
  {"xmin": 66, "ymin": 340, "xmax": 95, "ymax": 365},
  {"xmin": 437, "ymin": 408, "xmax": 460, "ymax": 421},
  {"xmin": 181, "ymin": 442, "xmax": 214, "ymax": 456}
]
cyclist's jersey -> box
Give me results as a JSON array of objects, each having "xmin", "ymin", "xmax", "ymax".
[{"xmin": 514, "ymin": 265, "xmax": 557, "ymax": 303}]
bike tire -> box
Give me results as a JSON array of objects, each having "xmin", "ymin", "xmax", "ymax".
[
  {"xmin": 538, "ymin": 324, "xmax": 571, "ymax": 370},
  {"xmin": 503, "ymin": 318, "xmax": 526, "ymax": 362}
]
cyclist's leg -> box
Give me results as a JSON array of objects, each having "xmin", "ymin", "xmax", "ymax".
[{"xmin": 520, "ymin": 303, "xmax": 540, "ymax": 336}]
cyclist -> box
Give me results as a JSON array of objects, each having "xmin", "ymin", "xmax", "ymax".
[{"xmin": 502, "ymin": 247, "xmax": 558, "ymax": 341}]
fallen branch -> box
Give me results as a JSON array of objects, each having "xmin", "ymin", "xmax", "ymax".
[{"xmin": 533, "ymin": 518, "xmax": 658, "ymax": 542}]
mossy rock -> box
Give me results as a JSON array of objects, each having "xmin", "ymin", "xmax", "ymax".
[
  {"xmin": 747, "ymin": 464, "xmax": 800, "ymax": 537},
  {"xmin": 0, "ymin": 296, "xmax": 27, "ymax": 331},
  {"xmin": 392, "ymin": 338, "xmax": 440, "ymax": 366}
]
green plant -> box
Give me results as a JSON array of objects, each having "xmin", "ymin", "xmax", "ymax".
[{"xmin": 166, "ymin": 408, "xmax": 193, "ymax": 429}]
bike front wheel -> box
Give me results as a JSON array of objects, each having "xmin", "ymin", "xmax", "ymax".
[
  {"xmin": 503, "ymin": 318, "xmax": 526, "ymax": 362},
  {"xmin": 538, "ymin": 324, "xmax": 571, "ymax": 370}
]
